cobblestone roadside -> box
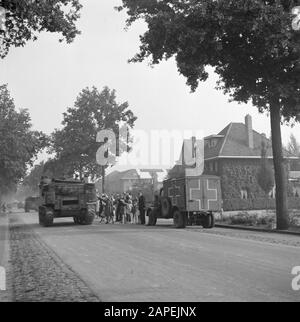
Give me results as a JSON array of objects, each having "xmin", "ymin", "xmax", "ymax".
[
  {"xmin": 0, "ymin": 212, "xmax": 12, "ymax": 302},
  {"xmin": 10, "ymin": 216, "xmax": 100, "ymax": 302}
]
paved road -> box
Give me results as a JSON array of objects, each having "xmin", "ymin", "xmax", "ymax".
[{"xmin": 14, "ymin": 212, "xmax": 300, "ymax": 302}]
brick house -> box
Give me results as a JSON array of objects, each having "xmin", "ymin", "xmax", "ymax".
[{"xmin": 203, "ymin": 115, "xmax": 298, "ymax": 211}]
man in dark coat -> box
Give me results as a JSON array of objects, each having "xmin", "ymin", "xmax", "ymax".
[{"xmin": 138, "ymin": 192, "xmax": 146, "ymax": 225}]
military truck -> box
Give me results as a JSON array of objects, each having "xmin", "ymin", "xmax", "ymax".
[
  {"xmin": 24, "ymin": 197, "xmax": 40, "ymax": 213},
  {"xmin": 147, "ymin": 175, "xmax": 222, "ymax": 229},
  {"xmin": 38, "ymin": 179, "xmax": 97, "ymax": 227}
]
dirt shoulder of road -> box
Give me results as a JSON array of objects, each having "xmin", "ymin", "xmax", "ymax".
[
  {"xmin": 8, "ymin": 213, "xmax": 100, "ymax": 302},
  {"xmin": 215, "ymin": 223, "xmax": 300, "ymax": 236}
]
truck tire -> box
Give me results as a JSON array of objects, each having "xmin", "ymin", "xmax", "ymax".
[
  {"xmin": 173, "ymin": 210, "xmax": 186, "ymax": 229},
  {"xmin": 202, "ymin": 213, "xmax": 214, "ymax": 229},
  {"xmin": 79, "ymin": 208, "xmax": 95, "ymax": 225},
  {"xmin": 40, "ymin": 208, "xmax": 54, "ymax": 227},
  {"xmin": 147, "ymin": 209, "xmax": 157, "ymax": 226},
  {"xmin": 38, "ymin": 206, "xmax": 45, "ymax": 226},
  {"xmin": 161, "ymin": 197, "xmax": 172, "ymax": 217},
  {"xmin": 209, "ymin": 213, "xmax": 215, "ymax": 228},
  {"xmin": 73, "ymin": 216, "xmax": 80, "ymax": 224}
]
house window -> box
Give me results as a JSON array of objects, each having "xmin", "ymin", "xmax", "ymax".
[
  {"xmin": 211, "ymin": 139, "xmax": 217, "ymax": 148},
  {"xmin": 205, "ymin": 139, "xmax": 218, "ymax": 149},
  {"xmin": 241, "ymin": 189, "xmax": 248, "ymax": 199}
]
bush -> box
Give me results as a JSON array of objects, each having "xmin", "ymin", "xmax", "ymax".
[
  {"xmin": 290, "ymin": 213, "xmax": 300, "ymax": 227},
  {"xmin": 227, "ymin": 211, "xmax": 276, "ymax": 227},
  {"xmin": 229, "ymin": 212, "xmax": 257, "ymax": 226},
  {"xmin": 223, "ymin": 198, "xmax": 300, "ymax": 212}
]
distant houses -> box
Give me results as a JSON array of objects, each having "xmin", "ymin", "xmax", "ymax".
[{"xmin": 96, "ymin": 169, "xmax": 167, "ymax": 198}]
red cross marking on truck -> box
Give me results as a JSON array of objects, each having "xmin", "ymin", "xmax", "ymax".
[
  {"xmin": 168, "ymin": 185, "xmax": 181, "ymax": 205},
  {"xmin": 205, "ymin": 180, "xmax": 218, "ymax": 209},
  {"xmin": 189, "ymin": 179, "xmax": 202, "ymax": 209}
]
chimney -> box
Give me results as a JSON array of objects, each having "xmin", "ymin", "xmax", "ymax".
[{"xmin": 245, "ymin": 114, "xmax": 254, "ymax": 149}]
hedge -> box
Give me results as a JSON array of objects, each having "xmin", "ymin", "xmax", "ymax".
[{"xmin": 223, "ymin": 198, "xmax": 300, "ymax": 211}]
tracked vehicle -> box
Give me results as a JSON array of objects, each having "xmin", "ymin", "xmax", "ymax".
[{"xmin": 38, "ymin": 179, "xmax": 97, "ymax": 227}]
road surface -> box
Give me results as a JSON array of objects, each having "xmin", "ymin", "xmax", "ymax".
[{"xmin": 8, "ymin": 212, "xmax": 300, "ymax": 302}]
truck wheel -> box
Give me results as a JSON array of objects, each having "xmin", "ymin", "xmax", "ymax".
[
  {"xmin": 38, "ymin": 206, "xmax": 45, "ymax": 226},
  {"xmin": 147, "ymin": 209, "xmax": 157, "ymax": 226},
  {"xmin": 202, "ymin": 213, "xmax": 214, "ymax": 229},
  {"xmin": 39, "ymin": 214, "xmax": 44, "ymax": 226},
  {"xmin": 173, "ymin": 210, "xmax": 186, "ymax": 229},
  {"xmin": 209, "ymin": 213, "xmax": 215, "ymax": 228},
  {"xmin": 73, "ymin": 217, "xmax": 80, "ymax": 224},
  {"xmin": 42, "ymin": 208, "xmax": 54, "ymax": 227},
  {"xmin": 80, "ymin": 208, "xmax": 95, "ymax": 225}
]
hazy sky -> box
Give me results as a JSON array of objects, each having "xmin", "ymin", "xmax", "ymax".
[{"xmin": 0, "ymin": 0, "xmax": 299, "ymax": 163}]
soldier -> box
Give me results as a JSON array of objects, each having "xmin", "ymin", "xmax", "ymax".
[
  {"xmin": 132, "ymin": 197, "xmax": 138, "ymax": 224},
  {"xmin": 119, "ymin": 195, "xmax": 127, "ymax": 224},
  {"xmin": 125, "ymin": 194, "xmax": 133, "ymax": 223},
  {"xmin": 138, "ymin": 192, "xmax": 146, "ymax": 225}
]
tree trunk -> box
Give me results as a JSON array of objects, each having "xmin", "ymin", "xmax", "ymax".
[
  {"xmin": 270, "ymin": 101, "xmax": 289, "ymax": 230},
  {"xmin": 102, "ymin": 166, "xmax": 105, "ymax": 194}
]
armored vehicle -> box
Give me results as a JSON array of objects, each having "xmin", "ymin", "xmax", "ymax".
[
  {"xmin": 38, "ymin": 179, "xmax": 97, "ymax": 227},
  {"xmin": 147, "ymin": 175, "xmax": 222, "ymax": 229}
]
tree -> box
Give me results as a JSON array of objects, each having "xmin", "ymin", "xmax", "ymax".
[
  {"xmin": 51, "ymin": 86, "xmax": 137, "ymax": 190},
  {"xmin": 22, "ymin": 161, "xmax": 45, "ymax": 194},
  {"xmin": 0, "ymin": 84, "xmax": 47, "ymax": 201},
  {"xmin": 287, "ymin": 133, "xmax": 300, "ymax": 156},
  {"xmin": 0, "ymin": 0, "xmax": 82, "ymax": 58},
  {"xmin": 287, "ymin": 133, "xmax": 300, "ymax": 170},
  {"xmin": 43, "ymin": 157, "xmax": 73, "ymax": 179},
  {"xmin": 257, "ymin": 139, "xmax": 275, "ymax": 211},
  {"xmin": 21, "ymin": 157, "xmax": 74, "ymax": 196},
  {"xmin": 118, "ymin": 0, "xmax": 300, "ymax": 230}
]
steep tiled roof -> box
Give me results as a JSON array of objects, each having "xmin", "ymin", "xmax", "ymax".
[{"xmin": 205, "ymin": 122, "xmax": 292, "ymax": 160}]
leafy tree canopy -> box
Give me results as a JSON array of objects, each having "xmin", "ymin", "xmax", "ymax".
[
  {"xmin": 287, "ymin": 132, "xmax": 300, "ymax": 156},
  {"xmin": 118, "ymin": 0, "xmax": 300, "ymax": 121},
  {"xmin": 287, "ymin": 132, "xmax": 300, "ymax": 170},
  {"xmin": 51, "ymin": 86, "xmax": 137, "ymax": 180},
  {"xmin": 0, "ymin": 0, "xmax": 82, "ymax": 58},
  {"xmin": 0, "ymin": 84, "xmax": 47, "ymax": 198},
  {"xmin": 22, "ymin": 161, "xmax": 45, "ymax": 194}
]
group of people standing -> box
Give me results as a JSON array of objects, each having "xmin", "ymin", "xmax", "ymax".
[{"xmin": 97, "ymin": 192, "xmax": 146, "ymax": 225}]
